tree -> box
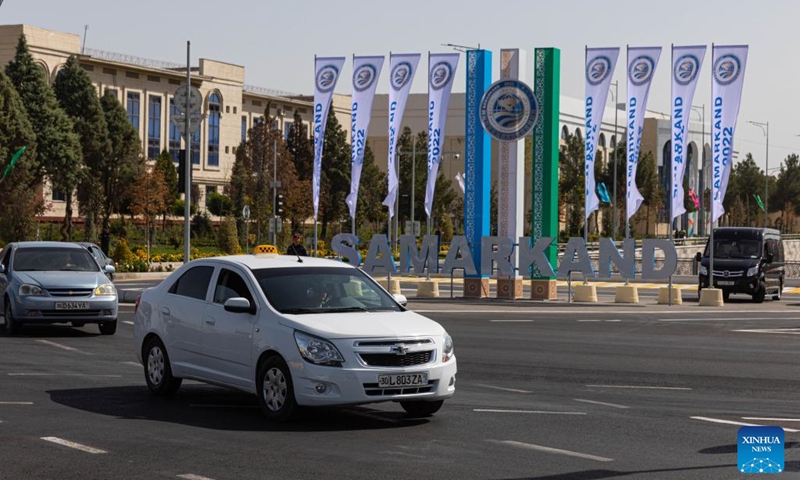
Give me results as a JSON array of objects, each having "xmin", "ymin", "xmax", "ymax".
[
  {"xmin": 773, "ymin": 154, "xmax": 800, "ymax": 232},
  {"xmin": 318, "ymin": 112, "xmax": 351, "ymax": 239},
  {"xmin": 6, "ymin": 34, "xmax": 83, "ymax": 241},
  {"xmin": 356, "ymin": 143, "xmax": 388, "ymax": 231},
  {"xmin": 633, "ymin": 151, "xmax": 661, "ymax": 236},
  {"xmin": 100, "ymin": 90, "xmax": 144, "ymax": 239},
  {"xmin": 54, "ymin": 56, "xmax": 111, "ymax": 242},
  {"xmin": 217, "ymin": 216, "xmax": 241, "ymax": 255},
  {"xmin": 0, "ymin": 70, "xmax": 40, "ymax": 242},
  {"xmin": 129, "ymin": 167, "xmax": 168, "ymax": 260},
  {"xmin": 725, "ymin": 153, "xmax": 764, "ymax": 227},
  {"xmin": 207, "ymin": 191, "xmax": 233, "ymax": 217},
  {"xmin": 559, "ymin": 133, "xmax": 584, "ymax": 237},
  {"xmin": 154, "ymin": 149, "xmax": 178, "ymax": 228},
  {"xmin": 286, "ymin": 109, "xmax": 314, "ymax": 233}
]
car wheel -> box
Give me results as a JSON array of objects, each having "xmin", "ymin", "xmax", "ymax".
[
  {"xmin": 773, "ymin": 281, "xmax": 783, "ymax": 301},
  {"xmin": 256, "ymin": 356, "xmax": 297, "ymax": 422},
  {"xmin": 144, "ymin": 337, "xmax": 182, "ymax": 396},
  {"xmin": 98, "ymin": 320, "xmax": 117, "ymax": 335},
  {"xmin": 3, "ymin": 299, "xmax": 21, "ymax": 335},
  {"xmin": 400, "ymin": 400, "xmax": 444, "ymax": 417},
  {"xmin": 753, "ymin": 282, "xmax": 766, "ymax": 303}
]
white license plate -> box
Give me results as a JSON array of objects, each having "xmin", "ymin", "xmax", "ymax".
[
  {"xmin": 378, "ymin": 372, "xmax": 428, "ymax": 388},
  {"xmin": 717, "ymin": 281, "xmax": 735, "ymax": 286},
  {"xmin": 55, "ymin": 302, "xmax": 89, "ymax": 310}
]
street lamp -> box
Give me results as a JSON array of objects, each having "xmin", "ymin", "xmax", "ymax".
[
  {"xmin": 748, "ymin": 120, "xmax": 769, "ymax": 228},
  {"xmin": 271, "ymin": 107, "xmax": 284, "ymax": 244}
]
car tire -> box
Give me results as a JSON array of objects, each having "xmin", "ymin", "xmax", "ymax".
[
  {"xmin": 256, "ymin": 356, "xmax": 297, "ymax": 422},
  {"xmin": 98, "ymin": 320, "xmax": 117, "ymax": 335},
  {"xmin": 144, "ymin": 337, "xmax": 182, "ymax": 396},
  {"xmin": 400, "ymin": 400, "xmax": 444, "ymax": 417},
  {"xmin": 753, "ymin": 282, "xmax": 766, "ymax": 303},
  {"xmin": 3, "ymin": 299, "xmax": 21, "ymax": 336},
  {"xmin": 773, "ymin": 281, "xmax": 783, "ymax": 301}
]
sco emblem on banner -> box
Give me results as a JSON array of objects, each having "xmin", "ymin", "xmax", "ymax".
[
  {"xmin": 629, "ymin": 56, "xmax": 656, "ymax": 86},
  {"xmin": 316, "ymin": 64, "xmax": 340, "ymax": 93},
  {"xmin": 674, "ymin": 54, "xmax": 700, "ymax": 86},
  {"xmin": 391, "ymin": 62, "xmax": 413, "ymax": 90},
  {"xmin": 353, "ymin": 64, "xmax": 378, "ymax": 92},
  {"xmin": 430, "ymin": 61, "xmax": 453, "ymax": 90},
  {"xmin": 714, "ymin": 54, "xmax": 741, "ymax": 86},
  {"xmin": 586, "ymin": 56, "xmax": 612, "ymax": 86},
  {"xmin": 479, "ymin": 80, "xmax": 538, "ymax": 142}
]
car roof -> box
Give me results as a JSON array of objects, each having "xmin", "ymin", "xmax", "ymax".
[
  {"xmin": 200, "ymin": 254, "xmax": 354, "ymax": 271},
  {"xmin": 14, "ymin": 241, "xmax": 85, "ymax": 250}
]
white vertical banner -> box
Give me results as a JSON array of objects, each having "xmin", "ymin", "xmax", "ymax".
[
  {"xmin": 625, "ymin": 46, "xmax": 662, "ymax": 223},
  {"xmin": 383, "ymin": 53, "xmax": 420, "ymax": 218},
  {"xmin": 312, "ymin": 57, "xmax": 345, "ymax": 220},
  {"xmin": 584, "ymin": 47, "xmax": 620, "ymax": 220},
  {"xmin": 346, "ymin": 55, "xmax": 384, "ymax": 222},
  {"xmin": 670, "ymin": 45, "xmax": 706, "ymax": 221},
  {"xmin": 424, "ymin": 52, "xmax": 459, "ymax": 218},
  {"xmin": 711, "ymin": 45, "xmax": 748, "ymax": 223}
]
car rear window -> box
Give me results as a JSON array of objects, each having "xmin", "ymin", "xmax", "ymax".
[{"xmin": 169, "ymin": 265, "xmax": 214, "ymax": 301}]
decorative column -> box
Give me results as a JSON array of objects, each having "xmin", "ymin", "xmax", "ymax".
[
  {"xmin": 531, "ymin": 48, "xmax": 560, "ymax": 300},
  {"xmin": 463, "ymin": 49, "xmax": 492, "ymax": 298}
]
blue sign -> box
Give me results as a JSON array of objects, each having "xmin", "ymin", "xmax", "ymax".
[
  {"xmin": 738, "ymin": 426, "xmax": 784, "ymax": 474},
  {"xmin": 479, "ymin": 79, "xmax": 538, "ymax": 142}
]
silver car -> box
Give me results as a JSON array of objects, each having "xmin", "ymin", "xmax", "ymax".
[{"xmin": 0, "ymin": 242, "xmax": 118, "ymax": 335}]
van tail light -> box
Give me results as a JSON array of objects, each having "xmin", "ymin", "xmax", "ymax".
[{"xmin": 134, "ymin": 294, "xmax": 141, "ymax": 315}]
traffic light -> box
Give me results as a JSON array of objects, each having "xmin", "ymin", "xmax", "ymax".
[
  {"xmin": 177, "ymin": 150, "xmax": 186, "ymax": 194},
  {"xmin": 276, "ymin": 194, "xmax": 284, "ymax": 216}
]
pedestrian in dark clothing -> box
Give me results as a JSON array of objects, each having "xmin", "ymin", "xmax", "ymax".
[{"xmin": 286, "ymin": 232, "xmax": 308, "ymax": 256}]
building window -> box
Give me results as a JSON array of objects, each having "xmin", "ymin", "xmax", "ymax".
[
  {"xmin": 207, "ymin": 93, "xmax": 221, "ymax": 167},
  {"xmin": 283, "ymin": 121, "xmax": 293, "ymax": 142},
  {"xmin": 191, "ymin": 128, "xmax": 200, "ymax": 165},
  {"xmin": 52, "ymin": 189, "xmax": 66, "ymax": 202},
  {"xmin": 127, "ymin": 92, "xmax": 140, "ymax": 131},
  {"xmin": 147, "ymin": 95, "xmax": 162, "ymax": 159},
  {"xmin": 241, "ymin": 115, "xmax": 247, "ymax": 143},
  {"xmin": 169, "ymin": 99, "xmax": 181, "ymax": 163}
]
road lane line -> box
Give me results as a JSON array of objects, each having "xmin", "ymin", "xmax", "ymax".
[
  {"xmin": 474, "ymin": 409, "xmax": 585, "ymax": 415},
  {"xmin": 691, "ymin": 416, "xmax": 799, "ymax": 432},
  {"xmin": 475, "ymin": 384, "xmax": 532, "ymax": 394},
  {"xmin": 35, "ymin": 340, "xmax": 92, "ymax": 355},
  {"xmin": 489, "ymin": 320, "xmax": 533, "ymax": 323},
  {"xmin": 659, "ymin": 317, "xmax": 783, "ymax": 322},
  {"xmin": 742, "ymin": 417, "xmax": 800, "ymax": 422},
  {"xmin": 0, "ymin": 402, "xmax": 33, "ymax": 405},
  {"xmin": 488, "ymin": 440, "xmax": 612, "ymax": 462},
  {"xmin": 573, "ymin": 399, "xmax": 629, "ymax": 409},
  {"xmin": 177, "ymin": 475, "xmax": 217, "ymax": 480},
  {"xmin": 8, "ymin": 373, "xmax": 121, "ymax": 377},
  {"xmin": 122, "ymin": 320, "xmax": 134, "ymax": 325},
  {"xmin": 40, "ymin": 437, "xmax": 107, "ymax": 454},
  {"xmin": 122, "ymin": 362, "xmax": 141, "ymax": 368},
  {"xmin": 586, "ymin": 384, "xmax": 691, "ymax": 391},
  {"xmin": 733, "ymin": 328, "xmax": 800, "ymax": 335}
]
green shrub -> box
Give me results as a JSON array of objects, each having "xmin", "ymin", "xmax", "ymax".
[{"xmin": 217, "ymin": 216, "xmax": 241, "ymax": 255}]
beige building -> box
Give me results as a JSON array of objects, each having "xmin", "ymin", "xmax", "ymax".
[{"xmin": 0, "ymin": 24, "xmax": 351, "ymax": 222}]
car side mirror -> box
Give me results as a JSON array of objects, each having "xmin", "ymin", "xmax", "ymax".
[
  {"xmin": 393, "ymin": 293, "xmax": 408, "ymax": 307},
  {"xmin": 695, "ymin": 252, "xmax": 702, "ymax": 262},
  {"xmin": 0, "ymin": 264, "xmax": 5, "ymax": 274},
  {"xmin": 224, "ymin": 297, "xmax": 254, "ymax": 314},
  {"xmin": 103, "ymin": 264, "xmax": 116, "ymax": 274}
]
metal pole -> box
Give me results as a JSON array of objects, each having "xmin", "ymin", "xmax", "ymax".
[
  {"xmin": 183, "ymin": 41, "xmax": 191, "ymax": 264},
  {"xmin": 709, "ymin": 44, "xmax": 715, "ymax": 293},
  {"xmin": 272, "ymin": 136, "xmax": 277, "ymax": 245},
  {"xmin": 394, "ymin": 150, "xmax": 399, "ymax": 250},
  {"xmin": 411, "ymin": 140, "xmax": 416, "ymax": 237},
  {"xmin": 612, "ymin": 81, "xmax": 619, "ymax": 241},
  {"xmin": 314, "ymin": 220, "xmax": 318, "ymax": 257},
  {"xmin": 701, "ymin": 105, "xmax": 705, "ymax": 236},
  {"xmin": 765, "ymin": 121, "xmax": 769, "ymax": 228},
  {"xmin": 668, "ymin": 45, "xmax": 673, "ymax": 306}
]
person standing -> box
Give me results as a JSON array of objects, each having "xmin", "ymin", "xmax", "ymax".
[{"xmin": 286, "ymin": 232, "xmax": 308, "ymax": 256}]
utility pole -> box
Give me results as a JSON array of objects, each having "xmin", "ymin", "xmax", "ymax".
[
  {"xmin": 183, "ymin": 41, "xmax": 191, "ymax": 264},
  {"xmin": 748, "ymin": 120, "xmax": 770, "ymax": 228},
  {"xmin": 271, "ymin": 108, "xmax": 284, "ymax": 245}
]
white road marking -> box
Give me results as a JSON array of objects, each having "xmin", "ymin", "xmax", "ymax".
[
  {"xmin": 122, "ymin": 320, "xmax": 134, "ymax": 325},
  {"xmin": 474, "ymin": 409, "xmax": 586, "ymax": 415},
  {"xmin": 659, "ymin": 317, "xmax": 784, "ymax": 322},
  {"xmin": 40, "ymin": 437, "xmax": 107, "ymax": 454},
  {"xmin": 691, "ymin": 416, "xmax": 799, "ymax": 433},
  {"xmin": 586, "ymin": 384, "xmax": 691, "ymax": 391},
  {"xmin": 733, "ymin": 328, "xmax": 800, "ymax": 335},
  {"xmin": 177, "ymin": 475, "xmax": 217, "ymax": 480},
  {"xmin": 122, "ymin": 362, "xmax": 141, "ymax": 368},
  {"xmin": 489, "ymin": 320, "xmax": 533, "ymax": 323},
  {"xmin": 8, "ymin": 373, "xmax": 121, "ymax": 377},
  {"xmin": 742, "ymin": 417, "xmax": 800, "ymax": 422},
  {"xmin": 475, "ymin": 384, "xmax": 532, "ymax": 394},
  {"xmin": 35, "ymin": 340, "xmax": 92, "ymax": 355},
  {"xmin": 0, "ymin": 401, "xmax": 33, "ymax": 405},
  {"xmin": 573, "ymin": 398, "xmax": 629, "ymax": 409},
  {"xmin": 488, "ymin": 440, "xmax": 613, "ymax": 462},
  {"xmin": 577, "ymin": 319, "xmax": 622, "ymax": 323},
  {"xmin": 188, "ymin": 404, "xmax": 259, "ymax": 409}
]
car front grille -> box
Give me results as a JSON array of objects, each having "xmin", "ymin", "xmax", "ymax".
[
  {"xmin": 362, "ymin": 380, "xmax": 436, "ymax": 397},
  {"xmin": 359, "ymin": 351, "xmax": 433, "ymax": 367},
  {"xmin": 48, "ymin": 289, "xmax": 93, "ymax": 297}
]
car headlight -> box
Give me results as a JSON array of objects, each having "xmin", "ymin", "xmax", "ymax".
[
  {"xmin": 699, "ymin": 265, "xmax": 708, "ymax": 276},
  {"xmin": 443, "ymin": 333, "xmax": 454, "ymax": 362},
  {"xmin": 94, "ymin": 284, "xmax": 116, "ymax": 296},
  {"xmin": 19, "ymin": 284, "xmax": 45, "ymax": 296},
  {"xmin": 294, "ymin": 330, "xmax": 344, "ymax": 367},
  {"xmin": 746, "ymin": 266, "xmax": 760, "ymax": 277}
]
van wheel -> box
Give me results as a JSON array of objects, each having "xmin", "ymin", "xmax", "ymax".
[
  {"xmin": 256, "ymin": 356, "xmax": 297, "ymax": 422},
  {"xmin": 753, "ymin": 282, "xmax": 766, "ymax": 303},
  {"xmin": 773, "ymin": 281, "xmax": 783, "ymax": 301}
]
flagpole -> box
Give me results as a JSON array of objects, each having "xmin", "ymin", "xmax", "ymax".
[
  {"xmin": 313, "ymin": 54, "xmax": 318, "ymax": 257},
  {"xmin": 668, "ymin": 44, "xmax": 674, "ymax": 306},
  {"xmin": 709, "ymin": 43, "xmax": 715, "ymax": 294},
  {"xmin": 584, "ymin": 45, "xmax": 589, "ymax": 255},
  {"xmin": 625, "ymin": 44, "xmax": 632, "ymax": 284}
]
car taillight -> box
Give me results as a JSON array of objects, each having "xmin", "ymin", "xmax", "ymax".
[{"xmin": 134, "ymin": 294, "xmax": 141, "ymax": 315}]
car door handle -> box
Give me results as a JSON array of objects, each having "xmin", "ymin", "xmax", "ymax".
[
  {"xmin": 205, "ymin": 317, "xmax": 216, "ymax": 325},
  {"xmin": 161, "ymin": 307, "xmax": 170, "ymax": 316}
]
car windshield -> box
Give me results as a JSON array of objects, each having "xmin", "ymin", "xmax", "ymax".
[
  {"xmin": 252, "ymin": 266, "xmax": 402, "ymax": 314},
  {"xmin": 704, "ymin": 238, "xmax": 762, "ymax": 259},
  {"xmin": 14, "ymin": 247, "xmax": 99, "ymax": 272}
]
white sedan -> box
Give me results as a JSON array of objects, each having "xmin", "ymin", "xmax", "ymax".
[{"xmin": 133, "ymin": 253, "xmax": 456, "ymax": 421}]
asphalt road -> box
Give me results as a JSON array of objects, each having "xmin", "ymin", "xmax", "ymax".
[{"xmin": 2, "ymin": 296, "xmax": 800, "ymax": 479}]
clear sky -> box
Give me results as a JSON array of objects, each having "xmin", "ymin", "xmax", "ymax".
[{"xmin": 2, "ymin": 0, "xmax": 798, "ymax": 171}]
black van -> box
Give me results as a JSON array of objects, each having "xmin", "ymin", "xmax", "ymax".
[{"xmin": 696, "ymin": 227, "xmax": 784, "ymax": 302}]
